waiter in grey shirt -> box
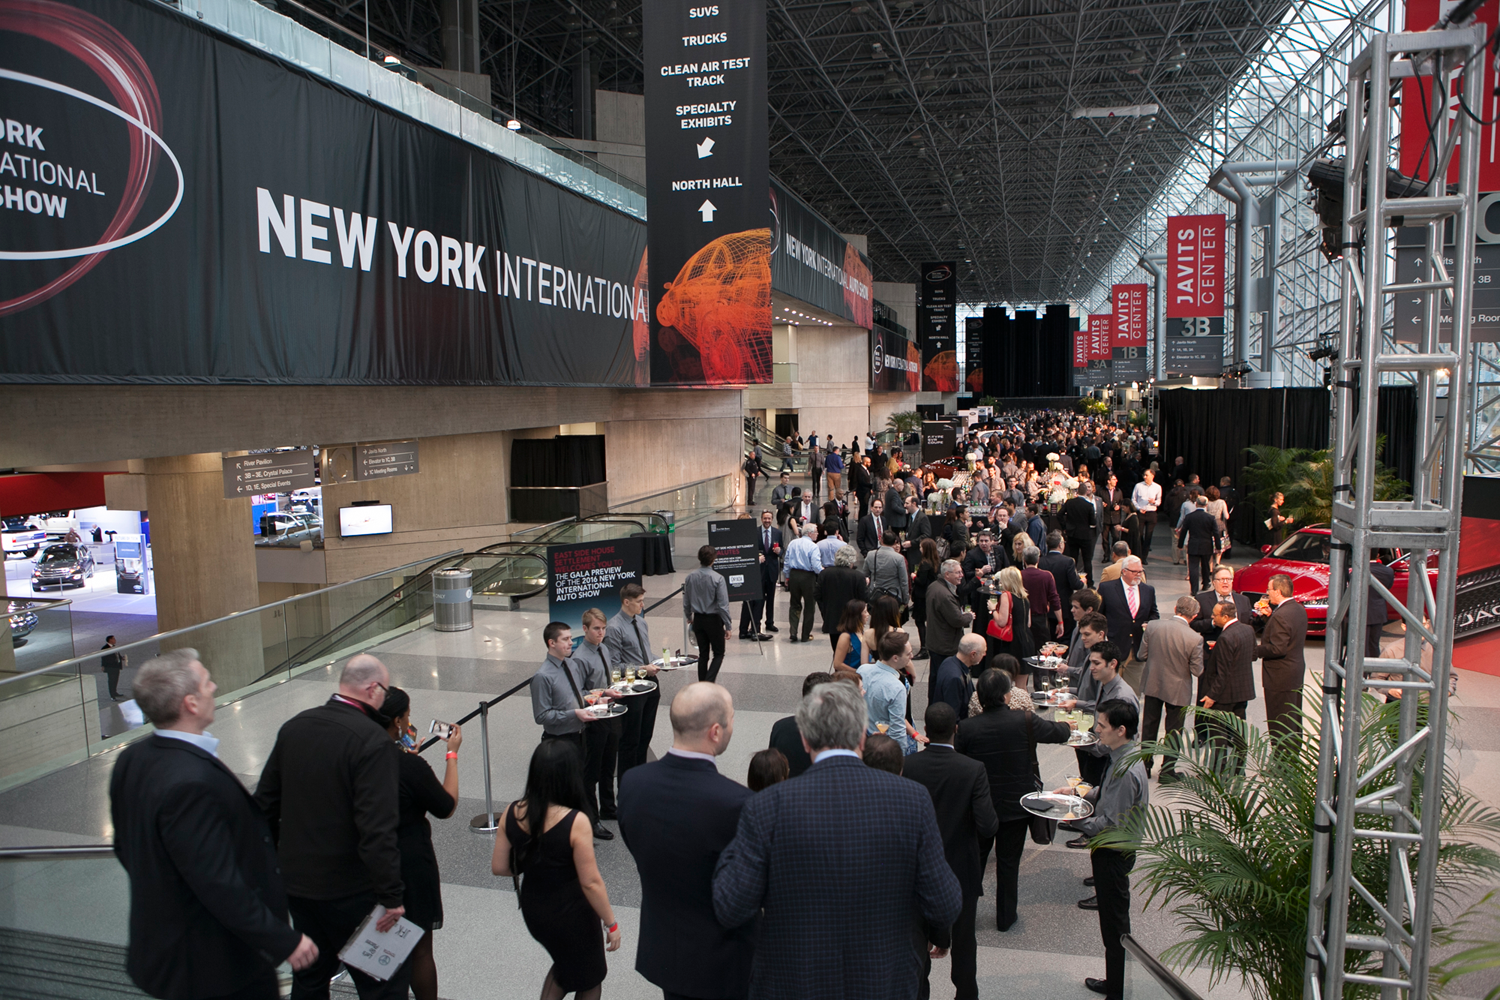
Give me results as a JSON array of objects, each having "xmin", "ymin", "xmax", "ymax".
[
  {"xmin": 684, "ymin": 544, "xmax": 732, "ymax": 683},
  {"xmin": 1063, "ymin": 639, "xmax": 1139, "ymax": 794},
  {"xmin": 531, "ymin": 621, "xmax": 615, "ymax": 839},
  {"xmin": 605, "ymin": 582, "xmax": 660, "ymax": 777}
]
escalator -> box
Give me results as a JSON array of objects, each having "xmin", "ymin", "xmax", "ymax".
[{"xmin": 257, "ymin": 513, "xmax": 662, "ymax": 680}]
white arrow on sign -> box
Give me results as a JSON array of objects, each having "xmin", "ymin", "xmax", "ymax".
[
  {"xmin": 696, "ymin": 136, "xmax": 715, "ymax": 158},
  {"xmin": 699, "ymin": 200, "xmax": 717, "ymax": 222}
]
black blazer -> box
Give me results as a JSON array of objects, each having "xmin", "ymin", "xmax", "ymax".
[
  {"xmin": 1192, "ymin": 590, "xmax": 1253, "ymax": 640},
  {"xmin": 755, "ymin": 523, "xmax": 782, "ymax": 580},
  {"xmin": 111, "ymin": 735, "xmax": 301, "ymax": 999},
  {"xmin": 254, "ymin": 697, "xmax": 404, "ymax": 906},
  {"xmin": 901, "ymin": 745, "xmax": 998, "ymax": 899},
  {"xmin": 857, "ymin": 513, "xmax": 886, "ymax": 554},
  {"xmin": 769, "ymin": 715, "xmax": 815, "ymax": 777},
  {"xmin": 1039, "ymin": 550, "xmax": 1085, "ymax": 614},
  {"xmin": 815, "ymin": 566, "xmax": 869, "ymax": 635},
  {"xmin": 618, "ymin": 753, "xmax": 756, "ymax": 999},
  {"xmin": 1061, "ymin": 496, "xmax": 1096, "ymax": 539},
  {"xmin": 1179, "ymin": 508, "xmax": 1221, "ymax": 555},
  {"xmin": 1098, "ymin": 578, "xmax": 1159, "ymax": 659},
  {"xmin": 954, "ymin": 708, "xmax": 1071, "ymax": 823}
]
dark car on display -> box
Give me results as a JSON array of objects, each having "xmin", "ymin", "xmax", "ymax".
[
  {"xmin": 31, "ymin": 544, "xmax": 96, "ymax": 591},
  {"xmin": 8, "ymin": 602, "xmax": 39, "ymax": 646},
  {"xmin": 1233, "ymin": 526, "xmax": 1438, "ymax": 636}
]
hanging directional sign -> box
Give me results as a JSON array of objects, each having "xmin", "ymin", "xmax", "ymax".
[
  {"xmin": 644, "ymin": 0, "xmax": 772, "ymax": 385},
  {"xmin": 222, "ymin": 450, "xmax": 317, "ymax": 498},
  {"xmin": 356, "ymin": 440, "xmax": 421, "ymax": 480},
  {"xmin": 1111, "ymin": 284, "xmax": 1149, "ymax": 347}
]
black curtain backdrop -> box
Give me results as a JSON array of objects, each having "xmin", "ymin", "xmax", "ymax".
[
  {"xmin": 980, "ymin": 305, "xmax": 1070, "ymax": 398},
  {"xmin": 510, "ymin": 436, "xmax": 607, "ymax": 487},
  {"xmin": 1158, "ymin": 385, "xmax": 1416, "ymax": 542}
]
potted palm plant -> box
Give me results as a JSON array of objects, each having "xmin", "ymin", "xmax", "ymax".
[{"xmin": 1094, "ymin": 700, "xmax": 1500, "ymax": 1000}]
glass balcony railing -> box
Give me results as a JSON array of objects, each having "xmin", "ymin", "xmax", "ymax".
[
  {"xmin": 0, "ymin": 551, "xmax": 458, "ymax": 794},
  {"xmin": 6, "ymin": 598, "xmax": 74, "ymax": 676}
]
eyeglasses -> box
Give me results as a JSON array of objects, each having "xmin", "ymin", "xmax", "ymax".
[{"xmin": 373, "ymin": 680, "xmax": 389, "ymax": 694}]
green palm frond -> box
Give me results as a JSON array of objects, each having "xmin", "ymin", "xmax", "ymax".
[{"xmin": 1110, "ymin": 700, "xmax": 1500, "ymax": 1000}]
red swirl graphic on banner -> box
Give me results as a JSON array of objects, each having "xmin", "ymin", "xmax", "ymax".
[{"xmin": 0, "ymin": 0, "xmax": 162, "ymax": 316}]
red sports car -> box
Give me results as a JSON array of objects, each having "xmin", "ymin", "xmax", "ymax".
[{"xmin": 1233, "ymin": 526, "xmax": 1437, "ymax": 636}]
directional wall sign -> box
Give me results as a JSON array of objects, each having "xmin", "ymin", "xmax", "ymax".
[
  {"xmin": 356, "ymin": 440, "xmax": 421, "ymax": 480},
  {"xmin": 1073, "ymin": 359, "xmax": 1111, "ymax": 388},
  {"xmin": 644, "ymin": 0, "xmax": 771, "ymax": 385},
  {"xmin": 1110, "ymin": 346, "xmax": 1148, "ymax": 380},
  {"xmin": 222, "ymin": 450, "xmax": 316, "ymax": 498},
  {"xmin": 1393, "ymin": 234, "xmax": 1500, "ymax": 343}
]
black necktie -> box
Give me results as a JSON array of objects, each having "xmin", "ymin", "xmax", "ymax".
[
  {"xmin": 633, "ymin": 618, "xmax": 647, "ymax": 662},
  {"xmin": 764, "ymin": 528, "xmax": 771, "ymax": 551}
]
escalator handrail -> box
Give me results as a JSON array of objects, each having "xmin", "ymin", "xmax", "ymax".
[{"xmin": 1119, "ymin": 935, "xmax": 1206, "ymax": 1000}]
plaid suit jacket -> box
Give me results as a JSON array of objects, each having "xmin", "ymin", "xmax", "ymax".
[{"xmin": 712, "ymin": 754, "xmax": 962, "ymax": 1000}]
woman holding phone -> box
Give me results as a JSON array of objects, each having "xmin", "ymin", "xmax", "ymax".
[{"xmin": 380, "ymin": 687, "xmax": 461, "ymax": 1000}]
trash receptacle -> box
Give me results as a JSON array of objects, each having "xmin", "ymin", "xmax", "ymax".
[
  {"xmin": 433, "ymin": 568, "xmax": 474, "ymax": 632},
  {"xmin": 653, "ymin": 510, "xmax": 676, "ymax": 554}
]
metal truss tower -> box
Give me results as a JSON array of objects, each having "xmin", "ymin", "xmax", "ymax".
[{"xmin": 1304, "ymin": 22, "xmax": 1482, "ymax": 1000}]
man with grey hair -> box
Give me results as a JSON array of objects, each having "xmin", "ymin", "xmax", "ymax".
[
  {"xmin": 925, "ymin": 558, "xmax": 974, "ymax": 703},
  {"xmin": 782, "ymin": 520, "xmax": 824, "ymax": 643},
  {"xmin": 1136, "ymin": 595, "xmax": 1206, "ymax": 783},
  {"xmin": 113, "ymin": 649, "xmax": 318, "ymax": 1000},
  {"xmin": 1099, "ymin": 555, "xmax": 1158, "ymax": 692},
  {"xmin": 713, "ymin": 682, "xmax": 961, "ymax": 998},
  {"xmin": 864, "ymin": 528, "xmax": 910, "ymax": 608},
  {"xmin": 255, "ymin": 653, "xmax": 411, "ymax": 999}
]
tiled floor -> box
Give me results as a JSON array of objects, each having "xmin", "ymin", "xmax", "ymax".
[{"xmin": 4, "ymin": 512, "xmax": 1498, "ymax": 1000}]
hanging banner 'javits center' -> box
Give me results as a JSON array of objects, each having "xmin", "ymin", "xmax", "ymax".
[
  {"xmin": 0, "ymin": 0, "xmax": 649, "ymax": 385},
  {"xmin": 644, "ymin": 0, "xmax": 771, "ymax": 385},
  {"xmin": 1111, "ymin": 283, "xmax": 1149, "ymax": 348},
  {"xmin": 919, "ymin": 261, "xmax": 959, "ymax": 391},
  {"xmin": 1166, "ymin": 214, "xmax": 1225, "ymax": 318}
]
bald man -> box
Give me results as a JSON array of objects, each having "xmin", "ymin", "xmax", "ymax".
[
  {"xmin": 617, "ymin": 684, "xmax": 755, "ymax": 1000},
  {"xmin": 256, "ymin": 653, "xmax": 411, "ymax": 999}
]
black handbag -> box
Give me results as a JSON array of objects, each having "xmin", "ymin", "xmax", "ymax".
[{"xmin": 1024, "ymin": 713, "xmax": 1057, "ymax": 845}]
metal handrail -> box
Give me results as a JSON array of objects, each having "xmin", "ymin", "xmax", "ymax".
[
  {"xmin": 0, "ymin": 550, "xmax": 464, "ymax": 689},
  {"xmin": 0, "ymin": 845, "xmax": 115, "ymax": 860},
  {"xmin": 609, "ymin": 473, "xmax": 732, "ymax": 509},
  {"xmin": 1120, "ymin": 935, "xmax": 1206, "ymax": 1000}
]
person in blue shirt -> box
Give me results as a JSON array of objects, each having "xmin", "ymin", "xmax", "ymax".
[
  {"xmin": 858, "ymin": 631, "xmax": 928, "ymax": 755},
  {"xmin": 782, "ymin": 522, "xmax": 824, "ymax": 643},
  {"xmin": 824, "ymin": 449, "xmax": 846, "ymax": 500}
]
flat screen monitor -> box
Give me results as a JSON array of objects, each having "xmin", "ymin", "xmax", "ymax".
[{"xmin": 339, "ymin": 504, "xmax": 392, "ymax": 537}]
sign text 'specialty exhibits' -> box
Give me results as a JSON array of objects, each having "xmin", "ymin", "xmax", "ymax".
[
  {"xmin": 645, "ymin": 0, "xmax": 771, "ymax": 384},
  {"xmin": 919, "ymin": 261, "xmax": 958, "ymax": 391},
  {"xmin": 0, "ymin": 0, "xmax": 647, "ymax": 385}
]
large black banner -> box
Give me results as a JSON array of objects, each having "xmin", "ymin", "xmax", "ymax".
[
  {"xmin": 964, "ymin": 316, "xmax": 984, "ymax": 395},
  {"xmin": 871, "ymin": 299, "xmax": 918, "ymax": 391},
  {"xmin": 770, "ymin": 179, "xmax": 871, "ymax": 328},
  {"xmin": 706, "ymin": 518, "xmax": 760, "ymax": 601},
  {"xmin": 919, "ymin": 261, "xmax": 958, "ymax": 391},
  {"xmin": 644, "ymin": 0, "xmax": 770, "ymax": 385},
  {"xmin": 1, "ymin": 0, "xmax": 649, "ymax": 385}
]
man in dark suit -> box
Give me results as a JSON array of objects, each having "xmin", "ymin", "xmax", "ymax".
[
  {"xmin": 112, "ymin": 649, "xmax": 317, "ymax": 1000},
  {"xmin": 956, "ymin": 669, "xmax": 1072, "ymax": 931},
  {"xmin": 1192, "ymin": 565, "xmax": 1254, "ymax": 635},
  {"xmin": 1061, "ymin": 485, "xmax": 1097, "ymax": 584},
  {"xmin": 713, "ymin": 681, "xmax": 962, "ymax": 1000},
  {"xmin": 903, "ymin": 702, "xmax": 998, "ymax": 1000},
  {"xmin": 255, "ymin": 654, "xmax": 410, "ymax": 1000},
  {"xmin": 1097, "ymin": 556, "xmax": 1158, "ymax": 693},
  {"xmin": 851, "ymin": 455, "xmax": 874, "ymax": 515},
  {"xmin": 857, "ymin": 497, "xmax": 887, "ymax": 556},
  {"xmin": 902, "ymin": 495, "xmax": 933, "ymax": 571},
  {"xmin": 1366, "ymin": 554, "xmax": 1397, "ymax": 658},
  {"xmin": 1098, "ymin": 475, "xmax": 1125, "ymax": 561},
  {"xmin": 1040, "ymin": 530, "xmax": 1086, "ymax": 638},
  {"xmin": 1177, "ymin": 495, "xmax": 1222, "ymax": 595},
  {"xmin": 960, "ymin": 531, "xmax": 1002, "ymax": 625},
  {"xmin": 619, "ymin": 683, "xmax": 755, "ymax": 1000},
  {"xmin": 768, "ymin": 672, "xmax": 833, "ymax": 777},
  {"xmin": 101, "ymin": 635, "xmax": 127, "ymax": 701},
  {"xmin": 742, "ymin": 510, "xmax": 780, "ymax": 639},
  {"xmin": 1255, "ymin": 574, "xmax": 1308, "ymax": 757},
  {"xmin": 1197, "ymin": 601, "xmax": 1257, "ymax": 774},
  {"xmin": 931, "ymin": 635, "xmax": 986, "ymax": 721}
]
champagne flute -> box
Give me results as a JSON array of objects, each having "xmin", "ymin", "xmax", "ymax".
[
  {"xmin": 611, "ymin": 668, "xmax": 622, "ymax": 685},
  {"xmin": 625, "ymin": 667, "xmax": 636, "ymax": 683}
]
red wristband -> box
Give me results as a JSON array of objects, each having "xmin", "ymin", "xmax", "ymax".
[
  {"xmin": 445, "ymin": 751, "xmax": 457, "ymax": 760},
  {"xmin": 606, "ymin": 922, "xmax": 619, "ymax": 933}
]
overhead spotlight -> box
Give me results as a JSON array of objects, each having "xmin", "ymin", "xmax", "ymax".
[
  {"xmin": 506, "ymin": 118, "xmax": 522, "ymax": 130},
  {"xmin": 383, "ymin": 54, "xmax": 402, "ymax": 65},
  {"xmin": 849, "ymin": 0, "xmax": 870, "ymax": 12},
  {"xmin": 1165, "ymin": 46, "xmax": 1188, "ymax": 72}
]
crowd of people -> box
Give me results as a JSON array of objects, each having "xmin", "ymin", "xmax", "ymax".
[{"xmin": 106, "ymin": 410, "xmax": 1331, "ymax": 1000}]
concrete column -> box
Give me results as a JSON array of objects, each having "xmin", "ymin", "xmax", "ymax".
[{"xmin": 143, "ymin": 453, "xmax": 263, "ymax": 691}]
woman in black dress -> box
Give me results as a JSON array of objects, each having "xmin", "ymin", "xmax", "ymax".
[
  {"xmin": 493, "ymin": 740, "xmax": 621, "ymax": 999},
  {"xmin": 380, "ymin": 688, "xmax": 461, "ymax": 1000}
]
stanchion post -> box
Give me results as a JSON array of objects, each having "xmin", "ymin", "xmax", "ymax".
[{"xmin": 469, "ymin": 699, "xmax": 501, "ymax": 834}]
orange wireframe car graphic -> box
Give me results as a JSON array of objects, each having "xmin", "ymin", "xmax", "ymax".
[
  {"xmin": 656, "ymin": 228, "xmax": 772, "ymax": 384},
  {"xmin": 924, "ymin": 349, "xmax": 959, "ymax": 391},
  {"xmin": 967, "ymin": 367, "xmax": 984, "ymax": 392}
]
